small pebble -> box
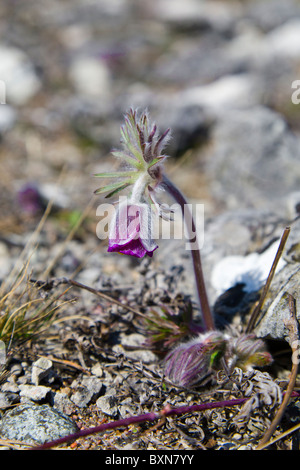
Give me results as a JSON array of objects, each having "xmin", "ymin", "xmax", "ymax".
[
  {"xmin": 31, "ymin": 357, "xmax": 53, "ymax": 385},
  {"xmin": 96, "ymin": 395, "xmax": 118, "ymax": 417},
  {"xmin": 19, "ymin": 385, "xmax": 51, "ymax": 402}
]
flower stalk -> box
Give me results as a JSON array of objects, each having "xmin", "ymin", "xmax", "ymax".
[{"xmin": 160, "ymin": 174, "xmax": 215, "ymax": 331}]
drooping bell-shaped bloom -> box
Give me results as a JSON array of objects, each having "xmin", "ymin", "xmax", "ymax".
[{"xmin": 108, "ymin": 200, "xmax": 158, "ymax": 258}]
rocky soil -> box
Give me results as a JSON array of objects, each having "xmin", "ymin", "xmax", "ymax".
[{"xmin": 0, "ymin": 0, "xmax": 299, "ymax": 450}]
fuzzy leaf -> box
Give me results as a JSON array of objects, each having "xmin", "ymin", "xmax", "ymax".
[
  {"xmin": 104, "ymin": 183, "xmax": 131, "ymax": 198},
  {"xmin": 94, "ymin": 171, "xmax": 134, "ymax": 178},
  {"xmin": 147, "ymin": 156, "xmax": 166, "ymax": 169},
  {"xmin": 120, "ymin": 126, "xmax": 144, "ymax": 162},
  {"xmin": 94, "ymin": 180, "xmax": 131, "ymax": 196},
  {"xmin": 111, "ymin": 150, "xmax": 144, "ymax": 169}
]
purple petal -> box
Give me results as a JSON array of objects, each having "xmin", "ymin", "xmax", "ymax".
[{"xmin": 108, "ymin": 238, "xmax": 158, "ymax": 258}]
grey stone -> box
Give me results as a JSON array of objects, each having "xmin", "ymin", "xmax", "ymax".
[
  {"xmin": 177, "ymin": 74, "xmax": 263, "ymax": 112},
  {"xmin": 91, "ymin": 363, "xmax": 103, "ymax": 378},
  {"xmin": 206, "ymin": 106, "xmax": 300, "ymax": 215},
  {"xmin": 0, "ymin": 392, "xmax": 13, "ymax": 409},
  {"xmin": 31, "ymin": 357, "xmax": 53, "ymax": 385},
  {"xmin": 8, "ymin": 363, "xmax": 23, "ymax": 378},
  {"xmin": 52, "ymin": 391, "xmax": 74, "ymax": 415},
  {"xmin": 253, "ymin": 218, "xmax": 300, "ymax": 343},
  {"xmin": 70, "ymin": 376, "xmax": 103, "ymax": 407},
  {"xmin": 96, "ymin": 395, "xmax": 118, "ymax": 417},
  {"xmin": 19, "ymin": 385, "xmax": 51, "ymax": 402},
  {"xmin": 245, "ymin": 0, "xmax": 300, "ymax": 32},
  {"xmin": 112, "ymin": 342, "xmax": 157, "ymax": 365},
  {"xmin": 254, "ymin": 263, "xmax": 300, "ymax": 344},
  {"xmin": 158, "ymin": 103, "xmax": 213, "ymax": 157},
  {"xmin": 0, "ymin": 403, "xmax": 78, "ymax": 445},
  {"xmin": 1, "ymin": 382, "xmax": 19, "ymax": 394},
  {"xmin": 202, "ymin": 209, "xmax": 286, "ymax": 303},
  {"xmin": 69, "ymin": 55, "xmax": 111, "ymax": 99}
]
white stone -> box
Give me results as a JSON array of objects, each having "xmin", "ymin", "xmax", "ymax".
[
  {"xmin": 211, "ymin": 240, "xmax": 286, "ymax": 295},
  {"xmin": 0, "ymin": 45, "xmax": 40, "ymax": 105},
  {"xmin": 265, "ymin": 20, "xmax": 300, "ymax": 60},
  {"xmin": 69, "ymin": 56, "xmax": 111, "ymax": 99},
  {"xmin": 179, "ymin": 74, "xmax": 262, "ymax": 110},
  {"xmin": 19, "ymin": 384, "xmax": 51, "ymax": 402},
  {"xmin": 31, "ymin": 357, "xmax": 53, "ymax": 385},
  {"xmin": 96, "ymin": 395, "xmax": 118, "ymax": 416}
]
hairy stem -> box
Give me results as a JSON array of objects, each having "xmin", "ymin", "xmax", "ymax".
[{"xmin": 160, "ymin": 174, "xmax": 215, "ymax": 331}]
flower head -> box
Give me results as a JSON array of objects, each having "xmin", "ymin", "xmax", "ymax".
[{"xmin": 108, "ymin": 200, "xmax": 158, "ymax": 258}]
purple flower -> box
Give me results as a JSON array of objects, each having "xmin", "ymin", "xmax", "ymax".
[
  {"xmin": 17, "ymin": 184, "xmax": 44, "ymax": 215},
  {"xmin": 108, "ymin": 201, "xmax": 158, "ymax": 258}
]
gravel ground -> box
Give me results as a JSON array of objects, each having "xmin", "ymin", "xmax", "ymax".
[{"xmin": 0, "ymin": 0, "xmax": 300, "ymax": 450}]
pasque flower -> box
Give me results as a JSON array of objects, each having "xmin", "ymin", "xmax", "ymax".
[
  {"xmin": 94, "ymin": 108, "xmax": 215, "ymax": 331},
  {"xmin": 94, "ymin": 107, "xmax": 274, "ymax": 379}
]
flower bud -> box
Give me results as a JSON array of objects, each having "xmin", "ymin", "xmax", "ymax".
[
  {"xmin": 163, "ymin": 331, "xmax": 227, "ymax": 388},
  {"xmin": 228, "ymin": 333, "xmax": 273, "ymax": 370}
]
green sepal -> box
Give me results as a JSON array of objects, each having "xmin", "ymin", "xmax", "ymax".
[
  {"xmin": 147, "ymin": 156, "xmax": 165, "ymax": 169},
  {"xmin": 111, "ymin": 150, "xmax": 144, "ymax": 169},
  {"xmin": 94, "ymin": 180, "xmax": 132, "ymax": 196},
  {"xmin": 94, "ymin": 171, "xmax": 134, "ymax": 178},
  {"xmin": 120, "ymin": 126, "xmax": 144, "ymax": 163},
  {"xmin": 104, "ymin": 183, "xmax": 131, "ymax": 198}
]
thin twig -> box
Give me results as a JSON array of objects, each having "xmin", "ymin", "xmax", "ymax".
[
  {"xmin": 246, "ymin": 226, "xmax": 290, "ymax": 333},
  {"xmin": 30, "ymin": 277, "xmax": 150, "ymax": 321},
  {"xmin": 256, "ymin": 421, "xmax": 300, "ymax": 450},
  {"xmin": 67, "ymin": 278, "xmax": 150, "ymax": 320},
  {"xmin": 39, "ymin": 354, "xmax": 91, "ymax": 375},
  {"xmin": 255, "ymin": 294, "xmax": 298, "ymax": 449}
]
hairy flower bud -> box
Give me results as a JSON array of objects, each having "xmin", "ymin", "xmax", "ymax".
[
  {"xmin": 228, "ymin": 334, "xmax": 273, "ymax": 370},
  {"xmin": 163, "ymin": 331, "xmax": 228, "ymax": 388}
]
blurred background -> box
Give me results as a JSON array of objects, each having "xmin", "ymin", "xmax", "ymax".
[{"xmin": 0, "ymin": 0, "xmax": 300, "ymax": 284}]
